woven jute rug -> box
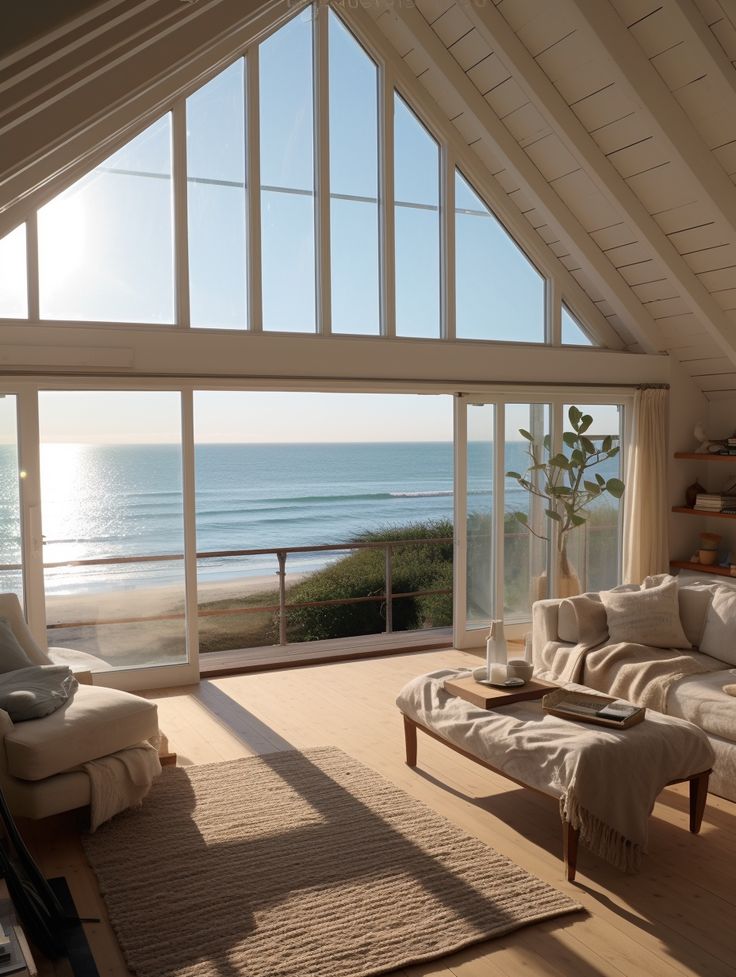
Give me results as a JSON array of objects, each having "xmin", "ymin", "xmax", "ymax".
[{"xmin": 83, "ymin": 747, "xmax": 582, "ymax": 977}]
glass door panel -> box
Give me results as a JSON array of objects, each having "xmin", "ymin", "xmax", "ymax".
[
  {"xmin": 0, "ymin": 396, "xmax": 23, "ymax": 602},
  {"xmin": 563, "ymin": 403, "xmax": 624, "ymax": 593},
  {"xmin": 38, "ymin": 392, "xmax": 188, "ymax": 672},
  {"xmin": 504, "ymin": 404, "xmax": 550, "ymax": 621},
  {"xmin": 465, "ymin": 403, "xmax": 494, "ymax": 633}
]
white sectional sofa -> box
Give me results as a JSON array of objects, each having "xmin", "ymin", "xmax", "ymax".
[{"xmin": 532, "ymin": 575, "xmax": 736, "ymax": 802}]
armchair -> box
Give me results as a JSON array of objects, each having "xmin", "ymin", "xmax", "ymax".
[{"xmin": 0, "ymin": 594, "xmax": 159, "ymax": 820}]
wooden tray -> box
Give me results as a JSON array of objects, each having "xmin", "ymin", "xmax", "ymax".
[
  {"xmin": 542, "ymin": 688, "xmax": 645, "ymax": 729},
  {"xmin": 443, "ymin": 674, "xmax": 557, "ymax": 710}
]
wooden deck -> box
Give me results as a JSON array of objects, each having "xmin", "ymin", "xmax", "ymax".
[{"xmin": 24, "ymin": 647, "xmax": 736, "ymax": 977}]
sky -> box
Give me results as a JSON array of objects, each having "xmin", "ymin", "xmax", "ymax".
[{"xmin": 0, "ymin": 5, "xmax": 594, "ymax": 443}]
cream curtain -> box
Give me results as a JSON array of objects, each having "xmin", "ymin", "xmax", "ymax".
[{"xmin": 623, "ymin": 387, "xmax": 670, "ymax": 584}]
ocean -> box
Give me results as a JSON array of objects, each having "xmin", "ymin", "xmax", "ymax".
[{"xmin": 0, "ymin": 441, "xmax": 618, "ymax": 595}]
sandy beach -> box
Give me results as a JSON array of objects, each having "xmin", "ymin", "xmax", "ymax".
[{"xmin": 46, "ymin": 573, "xmax": 307, "ymax": 668}]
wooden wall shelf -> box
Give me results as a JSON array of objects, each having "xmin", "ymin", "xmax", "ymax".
[
  {"xmin": 674, "ymin": 452, "xmax": 736, "ymax": 461},
  {"xmin": 670, "ymin": 561, "xmax": 735, "ymax": 577},
  {"xmin": 672, "ymin": 506, "xmax": 736, "ymax": 520}
]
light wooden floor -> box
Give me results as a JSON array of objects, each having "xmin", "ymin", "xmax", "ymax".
[{"xmin": 25, "ymin": 648, "xmax": 736, "ymax": 977}]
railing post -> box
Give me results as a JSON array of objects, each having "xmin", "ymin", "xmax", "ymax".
[
  {"xmin": 385, "ymin": 543, "xmax": 393, "ymax": 634},
  {"xmin": 277, "ymin": 550, "xmax": 287, "ymax": 646}
]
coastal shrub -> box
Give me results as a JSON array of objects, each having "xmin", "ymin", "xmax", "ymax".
[{"xmin": 286, "ymin": 520, "xmax": 453, "ymax": 642}]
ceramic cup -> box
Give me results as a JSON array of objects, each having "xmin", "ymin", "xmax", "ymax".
[{"xmin": 506, "ymin": 659, "xmax": 534, "ymax": 684}]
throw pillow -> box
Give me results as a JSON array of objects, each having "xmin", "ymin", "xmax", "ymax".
[
  {"xmin": 599, "ymin": 577, "xmax": 691, "ymax": 649},
  {"xmin": 700, "ymin": 587, "xmax": 736, "ymax": 666},
  {"xmin": 0, "ymin": 618, "xmax": 33, "ymax": 674},
  {"xmin": 0, "ymin": 665, "xmax": 78, "ymax": 722}
]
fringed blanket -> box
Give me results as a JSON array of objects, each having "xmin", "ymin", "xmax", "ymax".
[
  {"xmin": 84, "ymin": 741, "xmax": 162, "ymax": 831},
  {"xmin": 397, "ymin": 670, "xmax": 714, "ymax": 873}
]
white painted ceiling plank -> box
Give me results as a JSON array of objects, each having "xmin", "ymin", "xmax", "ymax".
[
  {"xmin": 564, "ymin": 0, "xmax": 736, "ymax": 249},
  {"xmin": 459, "ymin": 0, "xmax": 736, "ymax": 368}
]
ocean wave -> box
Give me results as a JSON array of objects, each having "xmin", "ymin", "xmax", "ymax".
[{"xmin": 389, "ymin": 490, "xmax": 454, "ymax": 498}]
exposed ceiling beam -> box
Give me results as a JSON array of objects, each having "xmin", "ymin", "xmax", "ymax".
[
  {"xmin": 564, "ymin": 0, "xmax": 736, "ymax": 250},
  {"xmin": 373, "ymin": 0, "xmax": 661, "ymax": 353},
  {"xmin": 669, "ymin": 0, "xmax": 736, "ymax": 99},
  {"xmin": 459, "ymin": 0, "xmax": 736, "ymax": 370}
]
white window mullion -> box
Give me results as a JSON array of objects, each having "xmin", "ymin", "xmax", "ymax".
[
  {"xmin": 380, "ymin": 70, "xmax": 395, "ymax": 338},
  {"xmin": 452, "ymin": 393, "xmax": 468, "ymax": 645},
  {"xmin": 548, "ymin": 276, "xmax": 561, "ymax": 345},
  {"xmin": 172, "ymin": 101, "xmax": 190, "ymax": 329},
  {"xmin": 16, "ymin": 388, "xmax": 46, "ymax": 647},
  {"xmin": 26, "ymin": 213, "xmax": 39, "ymax": 320},
  {"xmin": 180, "ymin": 388, "xmax": 199, "ymax": 675},
  {"xmin": 493, "ymin": 401, "xmax": 505, "ymax": 621},
  {"xmin": 314, "ymin": 4, "xmax": 331, "ymax": 335},
  {"xmin": 442, "ymin": 148, "xmax": 455, "ymax": 341},
  {"xmin": 246, "ymin": 50, "xmax": 263, "ymax": 332}
]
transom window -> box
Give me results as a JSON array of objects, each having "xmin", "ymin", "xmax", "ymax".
[{"xmin": 0, "ymin": 4, "xmax": 599, "ymax": 347}]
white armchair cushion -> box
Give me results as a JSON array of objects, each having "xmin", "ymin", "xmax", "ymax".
[{"xmin": 4, "ymin": 685, "xmax": 158, "ymax": 781}]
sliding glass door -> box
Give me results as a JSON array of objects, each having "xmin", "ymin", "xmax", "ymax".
[
  {"xmin": 37, "ymin": 391, "xmax": 197, "ymax": 685},
  {"xmin": 454, "ymin": 395, "xmax": 626, "ymax": 648},
  {"xmin": 0, "ymin": 396, "xmax": 23, "ymax": 604}
]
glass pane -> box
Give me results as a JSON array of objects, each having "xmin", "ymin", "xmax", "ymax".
[
  {"xmin": 394, "ymin": 94, "xmax": 440, "ymax": 337},
  {"xmin": 0, "ymin": 225, "xmax": 27, "ymax": 318},
  {"xmin": 562, "ymin": 305, "xmax": 594, "ymax": 345},
  {"xmin": 38, "ymin": 116, "xmax": 174, "ymax": 323},
  {"xmin": 259, "ymin": 11, "xmax": 316, "ymax": 331},
  {"xmin": 187, "ymin": 60, "xmax": 247, "ymax": 329},
  {"xmin": 194, "ymin": 392, "xmax": 453, "ymax": 655},
  {"xmin": 455, "ymin": 170, "xmax": 544, "ymax": 342},
  {"xmin": 0, "ymin": 397, "xmax": 23, "ymax": 602},
  {"xmin": 39, "ymin": 392, "xmax": 186, "ymax": 670},
  {"xmin": 259, "ymin": 11, "xmax": 314, "ymax": 191},
  {"xmin": 563, "ymin": 403, "xmax": 623, "ymax": 593},
  {"xmin": 329, "ymin": 11, "xmax": 380, "ymax": 334},
  {"xmin": 466, "ymin": 403, "xmax": 494, "ymax": 630},
  {"xmin": 261, "ymin": 190, "xmax": 316, "ymax": 331},
  {"xmin": 331, "ymin": 199, "xmax": 379, "ymax": 334},
  {"xmin": 504, "ymin": 404, "xmax": 550, "ymax": 621}
]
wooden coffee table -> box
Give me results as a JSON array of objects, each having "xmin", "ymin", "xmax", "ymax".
[{"xmin": 400, "ymin": 680, "xmax": 711, "ymax": 881}]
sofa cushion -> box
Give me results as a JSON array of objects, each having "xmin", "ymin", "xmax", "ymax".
[
  {"xmin": 668, "ymin": 668, "xmax": 736, "ymax": 741},
  {"xmin": 600, "ymin": 577, "xmax": 691, "ymax": 649},
  {"xmin": 3, "ymin": 685, "xmax": 158, "ymax": 782},
  {"xmin": 0, "ymin": 619, "xmax": 33, "ymax": 674},
  {"xmin": 678, "ymin": 585, "xmax": 716, "ymax": 649},
  {"xmin": 558, "ymin": 594, "xmax": 609, "ymax": 645},
  {"xmin": 700, "ymin": 587, "xmax": 736, "ymax": 666}
]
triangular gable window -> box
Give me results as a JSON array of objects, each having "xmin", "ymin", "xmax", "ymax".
[
  {"xmin": 0, "ymin": 224, "xmax": 27, "ymax": 318},
  {"xmin": 562, "ymin": 304, "xmax": 595, "ymax": 345}
]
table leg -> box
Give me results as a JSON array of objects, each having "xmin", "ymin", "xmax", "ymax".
[
  {"xmin": 403, "ymin": 715, "xmax": 417, "ymax": 768},
  {"xmin": 563, "ymin": 822, "xmax": 579, "ymax": 882},
  {"xmin": 689, "ymin": 770, "xmax": 710, "ymax": 833}
]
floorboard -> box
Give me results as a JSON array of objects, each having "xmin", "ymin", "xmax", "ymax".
[{"xmin": 20, "ymin": 649, "xmax": 736, "ymax": 977}]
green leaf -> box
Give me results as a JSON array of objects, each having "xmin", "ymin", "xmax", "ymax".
[
  {"xmin": 506, "ymin": 471, "xmax": 521, "ymax": 479},
  {"xmin": 571, "ymin": 448, "xmax": 584, "ymax": 465},
  {"xmin": 519, "ymin": 428, "xmax": 533, "ymax": 441},
  {"xmin": 580, "ymin": 436, "xmax": 595, "ymax": 454},
  {"xmin": 602, "ymin": 435, "xmax": 612, "ymax": 453},
  {"xmin": 606, "ymin": 477, "xmax": 625, "ymax": 499},
  {"xmin": 570, "ymin": 513, "xmax": 586, "ymax": 527},
  {"xmin": 579, "ymin": 414, "xmax": 593, "ymax": 433},
  {"xmin": 550, "ymin": 453, "xmax": 570, "ymax": 468},
  {"xmin": 595, "ymin": 473, "xmax": 606, "ymax": 486},
  {"xmin": 568, "ymin": 406, "xmax": 582, "ymax": 427},
  {"xmin": 513, "ymin": 511, "xmax": 528, "ymax": 525},
  {"xmin": 562, "ymin": 432, "xmax": 578, "ymax": 448},
  {"xmin": 608, "ymin": 446, "xmax": 620, "ymax": 458},
  {"xmin": 554, "ymin": 485, "xmax": 572, "ymax": 495},
  {"xmin": 584, "ymin": 480, "xmax": 601, "ymax": 494},
  {"xmin": 543, "ymin": 434, "xmax": 551, "ymax": 450},
  {"xmin": 545, "ymin": 509, "xmax": 562, "ymax": 522}
]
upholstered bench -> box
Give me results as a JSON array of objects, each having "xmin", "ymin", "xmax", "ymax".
[{"xmin": 397, "ymin": 669, "xmax": 715, "ymax": 880}]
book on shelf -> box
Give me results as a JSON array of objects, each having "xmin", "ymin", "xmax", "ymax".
[{"xmin": 694, "ymin": 493, "xmax": 736, "ymax": 512}]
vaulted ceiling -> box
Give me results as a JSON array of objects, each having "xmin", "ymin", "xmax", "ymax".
[{"xmin": 3, "ymin": 0, "xmax": 736, "ymax": 398}]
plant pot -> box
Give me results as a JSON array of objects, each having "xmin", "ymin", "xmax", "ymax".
[
  {"xmin": 698, "ymin": 549, "xmax": 718, "ymax": 566},
  {"xmin": 531, "ymin": 547, "xmax": 582, "ymax": 600}
]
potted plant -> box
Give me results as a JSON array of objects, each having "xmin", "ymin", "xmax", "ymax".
[{"xmin": 506, "ymin": 406, "xmax": 625, "ymax": 598}]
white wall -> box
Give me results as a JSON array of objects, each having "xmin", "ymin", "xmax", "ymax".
[{"xmin": 704, "ymin": 396, "xmax": 736, "ymax": 563}]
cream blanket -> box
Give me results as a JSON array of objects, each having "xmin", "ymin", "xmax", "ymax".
[
  {"xmin": 397, "ymin": 669, "xmax": 715, "ymax": 872},
  {"xmin": 83, "ymin": 741, "xmax": 162, "ymax": 831}
]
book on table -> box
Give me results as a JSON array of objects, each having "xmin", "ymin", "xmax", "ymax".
[{"xmin": 542, "ymin": 688, "xmax": 645, "ymax": 729}]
